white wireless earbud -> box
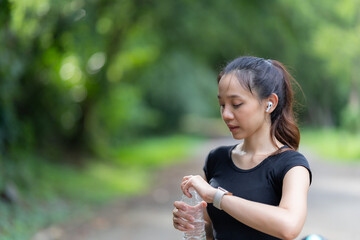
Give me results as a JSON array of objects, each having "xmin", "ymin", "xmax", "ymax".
[{"xmin": 266, "ymin": 101, "xmax": 273, "ymax": 112}]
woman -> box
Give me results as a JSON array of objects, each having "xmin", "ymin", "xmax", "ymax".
[{"xmin": 172, "ymin": 56, "xmax": 312, "ymax": 240}]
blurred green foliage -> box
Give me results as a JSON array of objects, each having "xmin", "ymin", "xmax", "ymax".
[
  {"xmin": 1, "ymin": 0, "xmax": 360, "ymax": 164},
  {"xmin": 1, "ymin": 0, "xmax": 360, "ymax": 236},
  {"xmin": 0, "ymin": 135, "xmax": 201, "ymax": 239},
  {"xmin": 301, "ymin": 128, "xmax": 360, "ymax": 161},
  {"xmin": 1, "ymin": 0, "xmax": 360, "ymax": 237}
]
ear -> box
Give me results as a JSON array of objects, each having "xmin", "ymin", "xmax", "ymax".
[{"xmin": 265, "ymin": 93, "xmax": 278, "ymax": 113}]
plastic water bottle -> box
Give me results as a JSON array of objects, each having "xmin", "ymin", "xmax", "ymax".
[{"xmin": 181, "ymin": 188, "xmax": 206, "ymax": 240}]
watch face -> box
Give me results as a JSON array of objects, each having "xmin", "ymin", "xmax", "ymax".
[{"xmin": 218, "ymin": 187, "xmax": 232, "ymax": 195}]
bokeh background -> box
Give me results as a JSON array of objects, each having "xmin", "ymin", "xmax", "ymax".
[{"xmin": 1, "ymin": 0, "xmax": 360, "ymax": 239}]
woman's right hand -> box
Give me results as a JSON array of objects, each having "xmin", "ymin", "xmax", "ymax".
[{"xmin": 172, "ymin": 201, "xmax": 207, "ymax": 231}]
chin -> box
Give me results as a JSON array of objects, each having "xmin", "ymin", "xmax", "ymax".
[{"xmin": 231, "ymin": 133, "xmax": 245, "ymax": 140}]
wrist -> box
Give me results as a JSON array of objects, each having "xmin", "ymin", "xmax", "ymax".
[
  {"xmin": 206, "ymin": 188, "xmax": 217, "ymax": 203},
  {"xmin": 213, "ymin": 187, "xmax": 232, "ymax": 210}
]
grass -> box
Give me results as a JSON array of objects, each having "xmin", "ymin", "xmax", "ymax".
[
  {"xmin": 0, "ymin": 135, "xmax": 203, "ymax": 240},
  {"xmin": 300, "ymin": 128, "xmax": 360, "ymax": 162}
]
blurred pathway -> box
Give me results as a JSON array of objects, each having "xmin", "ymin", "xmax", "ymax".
[
  {"xmin": 300, "ymin": 147, "xmax": 360, "ymax": 239},
  {"xmin": 33, "ymin": 138, "xmax": 360, "ymax": 240}
]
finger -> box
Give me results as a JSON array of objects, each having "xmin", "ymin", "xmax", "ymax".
[
  {"xmin": 176, "ymin": 223, "xmax": 195, "ymax": 232},
  {"xmin": 181, "ymin": 176, "xmax": 193, "ymax": 187},
  {"xmin": 182, "ymin": 175, "xmax": 193, "ymax": 181},
  {"xmin": 180, "ymin": 180, "xmax": 187, "ymax": 192},
  {"xmin": 173, "ymin": 216, "xmax": 195, "ymax": 231},
  {"xmin": 181, "ymin": 176, "xmax": 191, "ymax": 185},
  {"xmin": 192, "ymin": 201, "xmax": 207, "ymax": 211},
  {"xmin": 175, "ymin": 224, "xmax": 188, "ymax": 232},
  {"xmin": 181, "ymin": 179, "xmax": 190, "ymax": 194},
  {"xmin": 180, "ymin": 182, "xmax": 192, "ymax": 199},
  {"xmin": 173, "ymin": 206, "xmax": 195, "ymax": 222},
  {"xmin": 183, "ymin": 180, "xmax": 194, "ymax": 198},
  {"xmin": 174, "ymin": 201, "xmax": 188, "ymax": 211},
  {"xmin": 173, "ymin": 221, "xmax": 189, "ymax": 232}
]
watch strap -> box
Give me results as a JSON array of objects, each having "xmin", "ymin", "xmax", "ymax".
[{"xmin": 213, "ymin": 187, "xmax": 231, "ymax": 210}]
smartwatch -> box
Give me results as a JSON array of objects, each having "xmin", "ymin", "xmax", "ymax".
[{"xmin": 213, "ymin": 187, "xmax": 232, "ymax": 210}]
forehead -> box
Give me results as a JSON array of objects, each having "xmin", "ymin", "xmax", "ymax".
[{"xmin": 217, "ymin": 73, "xmax": 254, "ymax": 99}]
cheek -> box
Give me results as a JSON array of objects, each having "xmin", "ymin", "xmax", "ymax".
[
  {"xmin": 237, "ymin": 106, "xmax": 264, "ymax": 124},
  {"xmin": 248, "ymin": 110, "xmax": 266, "ymax": 128}
]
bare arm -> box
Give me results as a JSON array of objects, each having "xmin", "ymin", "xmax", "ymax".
[{"xmin": 219, "ymin": 166, "xmax": 310, "ymax": 240}]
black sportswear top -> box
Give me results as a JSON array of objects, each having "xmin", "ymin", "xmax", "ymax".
[{"xmin": 203, "ymin": 145, "xmax": 312, "ymax": 240}]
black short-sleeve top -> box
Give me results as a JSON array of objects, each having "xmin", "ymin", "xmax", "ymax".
[{"xmin": 203, "ymin": 145, "xmax": 312, "ymax": 240}]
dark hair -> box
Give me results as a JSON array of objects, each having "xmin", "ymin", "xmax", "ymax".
[{"xmin": 218, "ymin": 56, "xmax": 300, "ymax": 150}]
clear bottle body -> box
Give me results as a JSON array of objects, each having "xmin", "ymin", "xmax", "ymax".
[{"xmin": 181, "ymin": 188, "xmax": 206, "ymax": 240}]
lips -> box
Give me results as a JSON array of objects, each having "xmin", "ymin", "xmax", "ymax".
[{"xmin": 227, "ymin": 125, "xmax": 239, "ymax": 132}]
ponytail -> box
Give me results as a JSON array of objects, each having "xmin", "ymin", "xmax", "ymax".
[{"xmin": 270, "ymin": 60, "xmax": 300, "ymax": 150}]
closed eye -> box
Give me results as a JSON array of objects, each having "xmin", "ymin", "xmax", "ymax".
[{"xmin": 233, "ymin": 103, "xmax": 243, "ymax": 108}]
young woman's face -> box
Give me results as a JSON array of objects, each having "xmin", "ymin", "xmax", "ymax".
[{"xmin": 218, "ymin": 73, "xmax": 268, "ymax": 140}]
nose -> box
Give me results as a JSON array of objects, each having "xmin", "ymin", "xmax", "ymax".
[{"xmin": 221, "ymin": 106, "xmax": 234, "ymax": 121}]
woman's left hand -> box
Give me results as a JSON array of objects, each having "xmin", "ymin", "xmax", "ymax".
[{"xmin": 181, "ymin": 175, "xmax": 217, "ymax": 203}]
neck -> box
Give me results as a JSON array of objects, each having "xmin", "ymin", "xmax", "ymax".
[{"xmin": 241, "ymin": 122, "xmax": 280, "ymax": 155}]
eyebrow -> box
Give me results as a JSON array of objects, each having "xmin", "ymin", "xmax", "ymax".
[{"xmin": 217, "ymin": 94, "xmax": 243, "ymax": 99}]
